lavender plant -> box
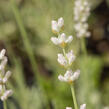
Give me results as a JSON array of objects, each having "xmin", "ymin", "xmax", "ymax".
[
  {"xmin": 51, "ymin": 17, "xmax": 86, "ymax": 109},
  {"xmin": 50, "ymin": 0, "xmax": 91, "ymax": 109}
]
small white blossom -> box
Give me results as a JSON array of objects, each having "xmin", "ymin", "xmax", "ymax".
[
  {"xmin": 57, "ymin": 50, "xmax": 75, "ymax": 66},
  {"xmin": 51, "ymin": 33, "xmax": 73, "ymax": 47},
  {"xmin": 66, "ymin": 50, "xmax": 75, "ymax": 65},
  {"xmin": 66, "ymin": 107, "xmax": 72, "ymax": 109},
  {"xmin": 58, "ymin": 69, "xmax": 80, "ymax": 83},
  {"xmin": 0, "ymin": 57, "xmax": 8, "ymax": 71},
  {"xmin": 3, "ymin": 71, "xmax": 12, "ymax": 83},
  {"xmin": 0, "ymin": 49, "xmax": 6, "ymax": 60},
  {"xmin": 80, "ymin": 104, "xmax": 86, "ymax": 109},
  {"xmin": 1, "ymin": 90, "xmax": 13, "ymax": 101},
  {"xmin": 57, "ymin": 54, "xmax": 67, "ymax": 66},
  {"xmin": 74, "ymin": 22, "xmax": 90, "ymax": 38},
  {"xmin": 51, "ymin": 17, "xmax": 64, "ymax": 33}
]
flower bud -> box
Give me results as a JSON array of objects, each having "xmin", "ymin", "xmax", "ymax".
[
  {"xmin": 1, "ymin": 90, "xmax": 13, "ymax": 101},
  {"xmin": 0, "ymin": 49, "xmax": 6, "ymax": 60}
]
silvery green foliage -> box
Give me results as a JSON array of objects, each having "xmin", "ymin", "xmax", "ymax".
[
  {"xmin": 77, "ymin": 56, "xmax": 103, "ymax": 109},
  {"xmin": 8, "ymin": 59, "xmax": 47, "ymax": 109}
]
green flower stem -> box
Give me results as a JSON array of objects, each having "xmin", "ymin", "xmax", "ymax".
[
  {"xmin": 63, "ymin": 48, "xmax": 69, "ymax": 63},
  {"xmin": 71, "ymin": 84, "xmax": 78, "ymax": 109},
  {"xmin": 81, "ymin": 37, "xmax": 87, "ymax": 55},
  {"xmin": 3, "ymin": 101, "xmax": 7, "ymax": 109},
  {"xmin": 63, "ymin": 48, "xmax": 66, "ymax": 56}
]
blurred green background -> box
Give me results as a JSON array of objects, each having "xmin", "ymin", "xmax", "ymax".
[{"xmin": 0, "ymin": 0, "xmax": 109, "ymax": 109}]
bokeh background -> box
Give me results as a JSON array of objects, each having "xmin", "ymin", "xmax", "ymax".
[{"xmin": 0, "ymin": 0, "xmax": 109, "ymax": 109}]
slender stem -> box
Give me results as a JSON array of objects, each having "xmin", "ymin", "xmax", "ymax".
[
  {"xmin": 71, "ymin": 85, "xmax": 78, "ymax": 109},
  {"xmin": 3, "ymin": 101, "xmax": 7, "ymax": 109},
  {"xmin": 62, "ymin": 48, "xmax": 69, "ymax": 63},
  {"xmin": 81, "ymin": 37, "xmax": 87, "ymax": 55},
  {"xmin": 62, "ymin": 48, "xmax": 66, "ymax": 56}
]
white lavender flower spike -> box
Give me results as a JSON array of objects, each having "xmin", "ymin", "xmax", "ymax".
[
  {"xmin": 80, "ymin": 104, "xmax": 86, "ymax": 109},
  {"xmin": 51, "ymin": 33, "xmax": 73, "ymax": 47},
  {"xmin": 51, "ymin": 17, "xmax": 64, "ymax": 34},
  {"xmin": 66, "ymin": 107, "xmax": 72, "ymax": 109},
  {"xmin": 0, "ymin": 49, "xmax": 13, "ymax": 101},
  {"xmin": 74, "ymin": 0, "xmax": 91, "ymax": 38},
  {"xmin": 57, "ymin": 50, "xmax": 75, "ymax": 67},
  {"xmin": 58, "ymin": 69, "xmax": 80, "ymax": 83}
]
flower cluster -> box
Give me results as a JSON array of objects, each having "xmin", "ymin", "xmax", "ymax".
[
  {"xmin": 0, "ymin": 49, "xmax": 13, "ymax": 101},
  {"xmin": 51, "ymin": 17, "xmax": 64, "ymax": 34},
  {"xmin": 51, "ymin": 18, "xmax": 73, "ymax": 48},
  {"xmin": 66, "ymin": 104, "xmax": 86, "ymax": 109},
  {"xmin": 57, "ymin": 50, "xmax": 75, "ymax": 67},
  {"xmin": 74, "ymin": 0, "xmax": 91, "ymax": 38},
  {"xmin": 51, "ymin": 17, "xmax": 80, "ymax": 83},
  {"xmin": 58, "ymin": 69, "xmax": 80, "ymax": 83}
]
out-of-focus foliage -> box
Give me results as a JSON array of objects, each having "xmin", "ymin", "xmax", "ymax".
[
  {"xmin": 77, "ymin": 56, "xmax": 103, "ymax": 109},
  {"xmin": 0, "ymin": 0, "xmax": 109, "ymax": 109}
]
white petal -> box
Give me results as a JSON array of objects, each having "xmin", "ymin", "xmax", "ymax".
[
  {"xmin": 86, "ymin": 32, "xmax": 91, "ymax": 37},
  {"xmin": 59, "ymin": 33, "xmax": 66, "ymax": 43},
  {"xmin": 74, "ymin": 23, "xmax": 81, "ymax": 30},
  {"xmin": 51, "ymin": 20, "xmax": 59, "ymax": 33},
  {"xmin": 58, "ymin": 17, "xmax": 64, "ymax": 28},
  {"xmin": 64, "ymin": 69, "xmax": 73, "ymax": 78},
  {"xmin": 66, "ymin": 107, "xmax": 72, "ymax": 109},
  {"xmin": 0, "ymin": 49, "xmax": 6, "ymax": 60},
  {"xmin": 65, "ymin": 35, "xmax": 73, "ymax": 43},
  {"xmin": 0, "ymin": 57, "xmax": 8, "ymax": 70},
  {"xmin": 0, "ymin": 85, "xmax": 2, "ymax": 92},
  {"xmin": 3, "ymin": 71, "xmax": 12, "ymax": 83},
  {"xmin": 70, "ymin": 70, "xmax": 80, "ymax": 81},
  {"xmin": 84, "ymin": 1, "xmax": 88, "ymax": 6},
  {"xmin": 51, "ymin": 37, "xmax": 59, "ymax": 45},
  {"xmin": 57, "ymin": 54, "xmax": 67, "ymax": 66},
  {"xmin": 66, "ymin": 50, "xmax": 75, "ymax": 64},
  {"xmin": 80, "ymin": 104, "xmax": 86, "ymax": 109},
  {"xmin": 58, "ymin": 75, "xmax": 65, "ymax": 81}
]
